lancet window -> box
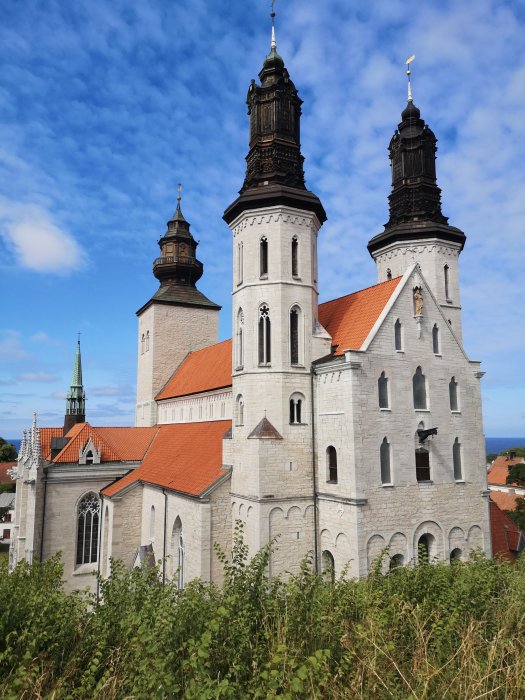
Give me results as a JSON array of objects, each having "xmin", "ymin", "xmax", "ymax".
[
  {"xmin": 260, "ymin": 237, "xmax": 268, "ymax": 277},
  {"xmin": 258, "ymin": 304, "xmax": 271, "ymax": 365},
  {"xmin": 76, "ymin": 493, "xmax": 100, "ymax": 566}
]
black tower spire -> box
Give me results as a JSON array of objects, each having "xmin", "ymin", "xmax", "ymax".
[{"xmin": 224, "ymin": 10, "xmax": 325, "ymax": 225}]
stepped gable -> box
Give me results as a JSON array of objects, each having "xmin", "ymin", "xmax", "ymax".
[
  {"xmin": 487, "ymin": 454, "xmax": 524, "ymax": 486},
  {"xmin": 155, "ymin": 339, "xmax": 232, "ymax": 400},
  {"xmin": 102, "ymin": 420, "xmax": 231, "ymax": 498},
  {"xmin": 318, "ymin": 277, "xmax": 402, "ymax": 356},
  {"xmin": 52, "ymin": 423, "xmax": 158, "ymax": 463}
]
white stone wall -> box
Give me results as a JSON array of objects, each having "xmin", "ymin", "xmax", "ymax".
[
  {"xmin": 135, "ymin": 302, "xmax": 219, "ymax": 426},
  {"xmin": 373, "ymin": 239, "xmax": 464, "ymax": 342},
  {"xmin": 157, "ymin": 389, "xmax": 232, "ymax": 424}
]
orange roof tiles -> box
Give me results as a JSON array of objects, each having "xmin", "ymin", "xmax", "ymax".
[
  {"xmin": 487, "ymin": 455, "xmax": 524, "ymax": 486},
  {"xmin": 156, "ymin": 339, "xmax": 232, "ymax": 401},
  {"xmin": 318, "ymin": 277, "xmax": 402, "ymax": 356},
  {"xmin": 489, "ymin": 498, "xmax": 524, "ymax": 561},
  {"xmin": 53, "ymin": 424, "xmax": 158, "ymax": 463},
  {"xmin": 489, "ymin": 490, "xmax": 521, "ymax": 512},
  {"xmin": 40, "ymin": 427, "xmax": 64, "ymax": 461},
  {"xmin": 102, "ymin": 421, "xmax": 230, "ymax": 498}
]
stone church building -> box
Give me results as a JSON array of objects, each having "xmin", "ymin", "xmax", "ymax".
[{"xmin": 10, "ymin": 26, "xmax": 491, "ymax": 592}]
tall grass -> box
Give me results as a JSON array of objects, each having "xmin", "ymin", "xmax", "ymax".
[{"xmin": 1, "ymin": 532, "xmax": 524, "ymax": 699}]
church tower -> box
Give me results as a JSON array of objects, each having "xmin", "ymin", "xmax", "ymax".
[
  {"xmin": 223, "ymin": 15, "xmax": 331, "ymax": 574},
  {"xmin": 135, "ymin": 190, "xmax": 221, "ymax": 426},
  {"xmin": 63, "ymin": 339, "xmax": 86, "ymax": 435},
  {"xmin": 367, "ymin": 68, "xmax": 466, "ymax": 339}
]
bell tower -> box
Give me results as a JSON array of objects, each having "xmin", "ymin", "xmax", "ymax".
[
  {"xmin": 223, "ymin": 12, "xmax": 331, "ymax": 574},
  {"xmin": 136, "ymin": 188, "xmax": 221, "ymax": 426},
  {"xmin": 63, "ymin": 338, "xmax": 86, "ymax": 436},
  {"xmin": 367, "ymin": 60, "xmax": 466, "ymax": 338}
]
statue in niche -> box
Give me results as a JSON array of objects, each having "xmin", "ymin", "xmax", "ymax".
[{"xmin": 413, "ymin": 287, "xmax": 424, "ymax": 316}]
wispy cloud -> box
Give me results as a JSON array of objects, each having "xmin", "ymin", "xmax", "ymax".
[
  {"xmin": 90, "ymin": 385, "xmax": 134, "ymax": 397},
  {"xmin": 0, "ymin": 330, "xmax": 32, "ymax": 362},
  {"xmin": 16, "ymin": 372, "xmax": 59, "ymax": 383}
]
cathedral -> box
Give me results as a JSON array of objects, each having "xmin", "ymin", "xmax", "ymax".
[{"xmin": 10, "ymin": 23, "xmax": 491, "ymax": 592}]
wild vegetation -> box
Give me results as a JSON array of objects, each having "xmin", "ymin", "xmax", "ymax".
[{"xmin": 1, "ymin": 531, "xmax": 525, "ymax": 699}]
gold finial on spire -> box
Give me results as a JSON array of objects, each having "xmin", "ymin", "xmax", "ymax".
[
  {"xmin": 405, "ymin": 54, "xmax": 416, "ymax": 102},
  {"xmin": 270, "ymin": 0, "xmax": 277, "ymax": 49},
  {"xmin": 177, "ymin": 182, "xmax": 182, "ymax": 204}
]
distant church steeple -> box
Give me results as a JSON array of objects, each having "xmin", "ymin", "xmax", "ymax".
[
  {"xmin": 224, "ymin": 7, "xmax": 325, "ymax": 225},
  {"xmin": 64, "ymin": 337, "xmax": 86, "ymax": 435}
]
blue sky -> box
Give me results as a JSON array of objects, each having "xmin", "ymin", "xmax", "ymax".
[{"xmin": 1, "ymin": 0, "xmax": 524, "ymax": 439}]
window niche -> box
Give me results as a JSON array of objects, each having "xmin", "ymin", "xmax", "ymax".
[
  {"xmin": 321, "ymin": 550, "xmax": 335, "ymax": 582},
  {"xmin": 432, "ymin": 324, "xmax": 440, "ymax": 354},
  {"xmin": 326, "ymin": 446, "xmax": 338, "ymax": 483},
  {"xmin": 236, "ymin": 395, "xmax": 244, "ymax": 426},
  {"xmin": 394, "ymin": 319, "xmax": 403, "ymax": 351},
  {"xmin": 380, "ymin": 437, "xmax": 391, "ymax": 485},
  {"xmin": 260, "ymin": 236, "xmax": 268, "ymax": 277},
  {"xmin": 258, "ymin": 304, "xmax": 271, "ymax": 365},
  {"xmin": 444, "ymin": 264, "xmax": 451, "ymax": 301},
  {"xmin": 415, "ymin": 447, "xmax": 431, "ymax": 482},
  {"xmin": 236, "ymin": 308, "xmax": 244, "ymax": 369},
  {"xmin": 291, "ymin": 236, "xmax": 299, "ymax": 277},
  {"xmin": 378, "ymin": 371, "xmax": 389, "ymax": 409},
  {"xmin": 449, "ymin": 377, "xmax": 459, "ymax": 412},
  {"xmin": 413, "ymin": 367, "xmax": 427, "ymax": 410},
  {"xmin": 290, "ymin": 305, "xmax": 302, "ymax": 365},
  {"xmin": 453, "ymin": 438, "xmax": 463, "ymax": 481}
]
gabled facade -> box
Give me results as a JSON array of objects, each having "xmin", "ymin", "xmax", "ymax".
[{"xmin": 11, "ymin": 19, "xmax": 492, "ymax": 591}]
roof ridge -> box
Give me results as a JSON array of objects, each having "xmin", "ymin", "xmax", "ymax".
[{"xmin": 319, "ymin": 276, "xmax": 402, "ymax": 307}]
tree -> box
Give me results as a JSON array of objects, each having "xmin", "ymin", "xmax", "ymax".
[
  {"xmin": 0, "ymin": 438, "xmax": 17, "ymax": 462},
  {"xmin": 506, "ymin": 463, "xmax": 525, "ymax": 487},
  {"xmin": 506, "ymin": 497, "xmax": 525, "ymax": 532}
]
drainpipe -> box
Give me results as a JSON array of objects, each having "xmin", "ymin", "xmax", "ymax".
[
  {"xmin": 96, "ymin": 495, "xmax": 104, "ymax": 604},
  {"xmin": 311, "ymin": 368, "xmax": 319, "ymax": 573},
  {"xmin": 39, "ymin": 467, "xmax": 48, "ymax": 561},
  {"xmin": 162, "ymin": 489, "xmax": 168, "ymax": 583}
]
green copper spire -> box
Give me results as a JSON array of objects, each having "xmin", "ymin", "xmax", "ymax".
[{"xmin": 64, "ymin": 337, "xmax": 86, "ymax": 435}]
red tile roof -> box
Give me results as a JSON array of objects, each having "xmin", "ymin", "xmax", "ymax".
[
  {"xmin": 156, "ymin": 339, "xmax": 232, "ymax": 401},
  {"xmin": 489, "ymin": 497, "xmax": 525, "ymax": 561},
  {"xmin": 0, "ymin": 462, "xmax": 17, "ymax": 484},
  {"xmin": 40, "ymin": 427, "xmax": 64, "ymax": 461},
  {"xmin": 319, "ymin": 277, "xmax": 402, "ymax": 356},
  {"xmin": 102, "ymin": 421, "xmax": 230, "ymax": 498},
  {"xmin": 53, "ymin": 424, "xmax": 158, "ymax": 463},
  {"xmin": 487, "ymin": 455, "xmax": 524, "ymax": 486},
  {"xmin": 489, "ymin": 490, "xmax": 521, "ymax": 512},
  {"xmin": 155, "ymin": 279, "xmax": 401, "ymax": 401}
]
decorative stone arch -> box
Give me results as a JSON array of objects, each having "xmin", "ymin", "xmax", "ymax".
[
  {"xmin": 413, "ymin": 520, "xmax": 444, "ymax": 563},
  {"xmin": 367, "ymin": 534, "xmax": 387, "ymax": 573},
  {"xmin": 467, "ymin": 525, "xmax": 483, "ymax": 555},
  {"xmin": 448, "ymin": 526, "xmax": 465, "ymax": 554},
  {"xmin": 286, "ymin": 505, "xmax": 302, "ymax": 520},
  {"xmin": 388, "ymin": 532, "xmax": 407, "ymax": 563},
  {"xmin": 321, "ymin": 550, "xmax": 335, "ymax": 581}
]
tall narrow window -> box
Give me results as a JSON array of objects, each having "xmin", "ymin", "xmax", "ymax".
[
  {"xmin": 291, "ymin": 236, "xmax": 299, "ymax": 277},
  {"xmin": 289, "ymin": 393, "xmax": 304, "ymax": 424},
  {"xmin": 171, "ymin": 517, "xmax": 184, "ymax": 589},
  {"xmin": 258, "ymin": 305, "xmax": 271, "ymax": 364},
  {"xmin": 76, "ymin": 493, "xmax": 100, "ymax": 566},
  {"xmin": 321, "ymin": 550, "xmax": 335, "ymax": 582},
  {"xmin": 453, "ymin": 438, "xmax": 462, "ymax": 480},
  {"xmin": 327, "ymin": 446, "xmax": 338, "ymax": 483},
  {"xmin": 290, "ymin": 307, "xmax": 299, "ymax": 364},
  {"xmin": 149, "ymin": 506, "xmax": 155, "ymax": 543},
  {"xmin": 236, "ymin": 395, "xmax": 244, "ymax": 426},
  {"xmin": 394, "ymin": 319, "xmax": 402, "ymax": 351},
  {"xmin": 380, "ymin": 438, "xmax": 391, "ymax": 484},
  {"xmin": 237, "ymin": 309, "xmax": 244, "ymax": 368},
  {"xmin": 449, "ymin": 377, "xmax": 458, "ymax": 411},
  {"xmin": 141, "ymin": 334, "xmax": 145, "ymax": 355},
  {"xmin": 378, "ymin": 372, "xmax": 389, "ymax": 409},
  {"xmin": 415, "ymin": 448, "xmax": 430, "ymax": 481},
  {"xmin": 413, "ymin": 367, "xmax": 427, "ymax": 409},
  {"xmin": 432, "ymin": 324, "xmax": 440, "ymax": 354},
  {"xmin": 145, "ymin": 331, "xmax": 150, "ymax": 352},
  {"xmin": 444, "ymin": 264, "xmax": 450, "ymax": 300},
  {"xmin": 260, "ymin": 237, "xmax": 268, "ymax": 277},
  {"xmin": 237, "ymin": 242, "xmax": 244, "ymax": 285}
]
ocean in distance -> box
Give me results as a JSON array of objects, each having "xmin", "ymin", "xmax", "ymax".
[{"xmin": 6, "ymin": 437, "xmax": 525, "ymax": 458}]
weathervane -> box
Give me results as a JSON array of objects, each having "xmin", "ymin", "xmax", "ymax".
[
  {"xmin": 405, "ymin": 54, "xmax": 415, "ymax": 102},
  {"xmin": 177, "ymin": 182, "xmax": 182, "ymax": 204},
  {"xmin": 77, "ymin": 331, "xmax": 81, "ymax": 343}
]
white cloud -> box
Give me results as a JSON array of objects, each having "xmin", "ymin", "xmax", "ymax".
[
  {"xmin": 16, "ymin": 371, "xmax": 58, "ymax": 383},
  {"xmin": 90, "ymin": 385, "xmax": 134, "ymax": 397},
  {"xmin": 0, "ymin": 330, "xmax": 32, "ymax": 362},
  {"xmin": 0, "ymin": 199, "xmax": 86, "ymax": 274}
]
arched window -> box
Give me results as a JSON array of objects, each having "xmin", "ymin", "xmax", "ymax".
[
  {"xmin": 141, "ymin": 334, "xmax": 145, "ymax": 355},
  {"xmin": 432, "ymin": 324, "xmax": 440, "ymax": 354},
  {"xmin": 76, "ymin": 493, "xmax": 100, "ymax": 566},
  {"xmin": 237, "ymin": 309, "xmax": 244, "ymax": 368},
  {"xmin": 386, "ymin": 268, "xmax": 392, "ymax": 281},
  {"xmin": 380, "ymin": 437, "xmax": 391, "ymax": 484},
  {"xmin": 413, "ymin": 367, "xmax": 427, "ymax": 409},
  {"xmin": 327, "ymin": 446, "xmax": 338, "ymax": 483},
  {"xmin": 291, "ymin": 236, "xmax": 299, "ymax": 277},
  {"xmin": 85, "ymin": 450, "xmax": 94, "ymax": 465},
  {"xmin": 289, "ymin": 392, "xmax": 304, "ymax": 424},
  {"xmin": 145, "ymin": 331, "xmax": 150, "ymax": 352},
  {"xmin": 444, "ymin": 264, "xmax": 450, "ymax": 300},
  {"xmin": 321, "ymin": 550, "xmax": 335, "ymax": 582},
  {"xmin": 415, "ymin": 447, "xmax": 430, "ymax": 482},
  {"xmin": 453, "ymin": 438, "xmax": 462, "ymax": 480},
  {"xmin": 449, "ymin": 377, "xmax": 458, "ymax": 411},
  {"xmin": 290, "ymin": 305, "xmax": 301, "ymax": 365},
  {"xmin": 236, "ymin": 394, "xmax": 244, "ymax": 426},
  {"xmin": 260, "ymin": 237, "xmax": 268, "ymax": 277},
  {"xmin": 149, "ymin": 505, "xmax": 155, "ymax": 543},
  {"xmin": 450, "ymin": 548, "xmax": 462, "ymax": 563},
  {"xmin": 389, "ymin": 553, "xmax": 404, "ymax": 571},
  {"xmin": 394, "ymin": 319, "xmax": 402, "ymax": 351},
  {"xmin": 258, "ymin": 304, "xmax": 271, "ymax": 364},
  {"xmin": 417, "ymin": 534, "xmax": 434, "ymax": 563},
  {"xmin": 171, "ymin": 517, "xmax": 184, "ymax": 588},
  {"xmin": 378, "ymin": 372, "xmax": 389, "ymax": 409}
]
